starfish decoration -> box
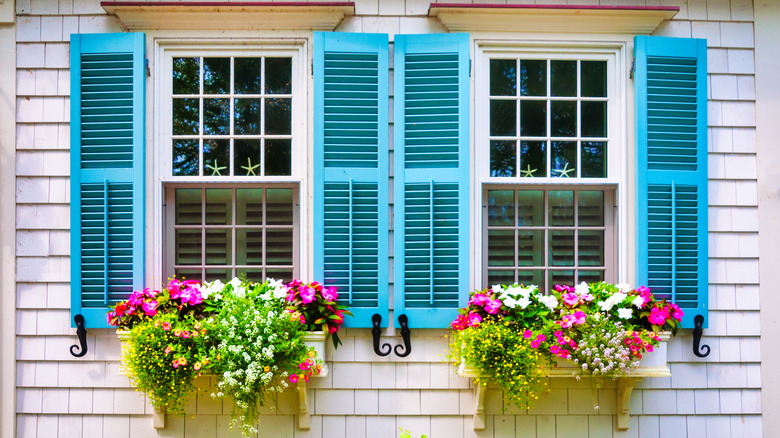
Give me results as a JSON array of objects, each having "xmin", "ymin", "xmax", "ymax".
[
  {"xmin": 241, "ymin": 157, "xmax": 260, "ymax": 176},
  {"xmin": 205, "ymin": 159, "xmax": 227, "ymax": 176},
  {"xmin": 552, "ymin": 162, "xmax": 575, "ymax": 178},
  {"xmin": 520, "ymin": 164, "xmax": 537, "ymax": 178}
]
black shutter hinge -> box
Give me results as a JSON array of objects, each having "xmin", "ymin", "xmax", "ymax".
[
  {"xmin": 146, "ymin": 58, "xmax": 151, "ymax": 77},
  {"xmin": 469, "ymin": 58, "xmax": 472, "ymax": 78},
  {"xmin": 629, "ymin": 59, "xmax": 635, "ymax": 80}
]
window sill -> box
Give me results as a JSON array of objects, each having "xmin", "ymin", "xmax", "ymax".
[
  {"xmin": 428, "ymin": 3, "xmax": 678, "ymax": 35},
  {"xmin": 101, "ymin": 1, "xmax": 355, "ymax": 31}
]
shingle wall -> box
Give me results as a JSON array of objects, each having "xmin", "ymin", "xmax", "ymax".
[{"xmin": 13, "ymin": 0, "xmax": 761, "ymax": 437}]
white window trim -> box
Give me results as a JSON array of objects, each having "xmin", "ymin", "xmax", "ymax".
[
  {"xmin": 151, "ymin": 39, "xmax": 309, "ymax": 285},
  {"xmin": 472, "ymin": 39, "xmax": 630, "ymax": 290}
]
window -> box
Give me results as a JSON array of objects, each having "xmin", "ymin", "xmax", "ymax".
[
  {"xmin": 158, "ymin": 45, "xmax": 306, "ymax": 284},
  {"xmin": 476, "ymin": 46, "xmax": 624, "ymax": 290}
]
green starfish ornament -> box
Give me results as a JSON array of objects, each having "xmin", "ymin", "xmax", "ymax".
[
  {"xmin": 205, "ymin": 159, "xmax": 227, "ymax": 176},
  {"xmin": 241, "ymin": 157, "xmax": 260, "ymax": 176},
  {"xmin": 553, "ymin": 162, "xmax": 575, "ymax": 178},
  {"xmin": 520, "ymin": 164, "xmax": 537, "ymax": 178}
]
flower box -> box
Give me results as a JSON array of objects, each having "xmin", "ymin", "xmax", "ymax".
[{"xmin": 457, "ymin": 331, "xmax": 671, "ymax": 431}]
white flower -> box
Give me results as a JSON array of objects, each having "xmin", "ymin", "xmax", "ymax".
[
  {"xmin": 615, "ymin": 283, "xmax": 632, "ymax": 293},
  {"xmin": 631, "ymin": 296, "xmax": 645, "ymax": 308},
  {"xmin": 617, "ymin": 308, "xmax": 633, "ymax": 319},
  {"xmin": 267, "ymin": 278, "xmax": 284, "ymax": 289},
  {"xmin": 611, "ymin": 292, "xmax": 627, "ymax": 305},
  {"xmin": 574, "ymin": 281, "xmax": 590, "ymax": 295},
  {"xmin": 503, "ymin": 285, "xmax": 523, "ymax": 297},
  {"xmin": 503, "ymin": 296, "xmax": 519, "ymax": 308},
  {"xmin": 201, "ymin": 279, "xmax": 225, "ymax": 299},
  {"xmin": 538, "ymin": 295, "xmax": 558, "ymax": 311},
  {"xmin": 516, "ymin": 296, "xmax": 531, "ymax": 309},
  {"xmin": 491, "ymin": 284, "xmax": 504, "ymax": 294}
]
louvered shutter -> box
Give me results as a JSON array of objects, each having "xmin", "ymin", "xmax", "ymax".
[
  {"xmin": 393, "ymin": 33, "xmax": 470, "ymax": 328},
  {"xmin": 313, "ymin": 32, "xmax": 390, "ymax": 328},
  {"xmin": 70, "ymin": 33, "xmax": 146, "ymax": 329},
  {"xmin": 635, "ymin": 35, "xmax": 707, "ymax": 328}
]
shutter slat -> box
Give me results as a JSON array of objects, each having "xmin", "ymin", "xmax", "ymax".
[
  {"xmin": 70, "ymin": 32, "xmax": 146, "ymax": 329},
  {"xmin": 635, "ymin": 36, "xmax": 708, "ymax": 329}
]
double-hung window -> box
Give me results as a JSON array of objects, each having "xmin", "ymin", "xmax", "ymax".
[
  {"xmin": 476, "ymin": 45, "xmax": 624, "ymax": 291},
  {"xmin": 159, "ymin": 45, "xmax": 306, "ymax": 284}
]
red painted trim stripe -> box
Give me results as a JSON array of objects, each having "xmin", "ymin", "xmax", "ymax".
[
  {"xmin": 102, "ymin": 1, "xmax": 355, "ymax": 8},
  {"xmin": 429, "ymin": 3, "xmax": 679, "ymax": 13}
]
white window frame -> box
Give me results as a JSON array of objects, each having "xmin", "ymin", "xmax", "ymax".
[
  {"xmin": 473, "ymin": 40, "xmax": 629, "ymax": 290},
  {"xmin": 151, "ymin": 40, "xmax": 309, "ymax": 284}
]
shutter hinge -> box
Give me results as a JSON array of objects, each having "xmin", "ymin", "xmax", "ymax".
[
  {"xmin": 469, "ymin": 59, "xmax": 472, "ymax": 78},
  {"xmin": 146, "ymin": 58, "xmax": 151, "ymax": 77},
  {"xmin": 629, "ymin": 59, "xmax": 635, "ymax": 80},
  {"xmin": 311, "ymin": 59, "xmax": 314, "ymax": 76}
]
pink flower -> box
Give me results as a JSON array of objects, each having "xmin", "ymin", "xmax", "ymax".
[
  {"xmin": 290, "ymin": 374, "xmax": 299, "ymax": 383},
  {"xmin": 536, "ymin": 334, "xmax": 546, "ymax": 342},
  {"xmin": 191, "ymin": 331, "xmax": 199, "ymax": 337},
  {"xmin": 174, "ymin": 329, "xmax": 182, "ymax": 337},
  {"xmin": 194, "ymin": 362, "xmax": 201, "ymax": 371},
  {"xmin": 328, "ymin": 324, "xmax": 339, "ymax": 334},
  {"xmin": 182, "ymin": 331, "xmax": 190, "ymax": 339},
  {"xmin": 162, "ymin": 322, "xmax": 171, "ymax": 331},
  {"xmin": 115, "ymin": 302, "xmax": 128, "ymax": 317},
  {"xmin": 550, "ymin": 345, "xmax": 560, "ymax": 354},
  {"xmin": 531, "ymin": 340, "xmax": 541, "ymax": 348},
  {"xmin": 562, "ymin": 292, "xmax": 579, "ymax": 306},
  {"xmin": 637, "ymin": 286, "xmax": 653, "ymax": 306},
  {"xmin": 331, "ymin": 310, "xmax": 344, "ymax": 325},
  {"xmin": 451, "ymin": 314, "xmax": 469, "ymax": 330},
  {"xmin": 300, "ymin": 286, "xmax": 316, "ymax": 304},
  {"xmin": 164, "ymin": 346, "xmax": 172, "ymax": 355},
  {"xmin": 299, "ymin": 360, "xmax": 311, "ymax": 371},
  {"xmin": 142, "ymin": 300, "xmax": 158, "ymax": 317},
  {"xmin": 670, "ymin": 304, "xmax": 684, "ymax": 321},
  {"xmin": 106, "ymin": 312, "xmax": 114, "ymax": 325},
  {"xmin": 172, "ymin": 359, "xmax": 179, "ymax": 368},
  {"xmin": 579, "ymin": 292, "xmax": 595, "ymax": 302},
  {"xmin": 467, "ymin": 312, "xmax": 482, "ymax": 327},
  {"xmin": 523, "ymin": 330, "xmax": 533, "ymax": 339},
  {"xmin": 558, "ymin": 349, "xmax": 570, "ymax": 359},
  {"xmin": 560, "ymin": 316, "xmax": 574, "ymax": 329},
  {"xmin": 648, "ymin": 306, "xmax": 670, "ymax": 325},
  {"xmin": 484, "ymin": 299, "xmax": 502, "ymax": 314},
  {"xmin": 572, "ymin": 311, "xmax": 587, "ymax": 325},
  {"xmin": 322, "ymin": 286, "xmax": 338, "ymax": 302},
  {"xmin": 469, "ymin": 294, "xmax": 490, "ymax": 307},
  {"xmin": 554, "ymin": 331, "xmax": 563, "ymax": 337}
]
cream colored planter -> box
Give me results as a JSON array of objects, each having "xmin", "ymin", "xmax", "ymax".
[{"xmin": 458, "ymin": 332, "xmax": 671, "ymax": 431}]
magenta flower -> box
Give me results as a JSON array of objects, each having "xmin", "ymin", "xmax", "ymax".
[
  {"xmin": 572, "ymin": 310, "xmax": 587, "ymax": 325},
  {"xmin": 299, "ymin": 360, "xmax": 311, "ymax": 371},
  {"xmin": 300, "ymin": 286, "xmax": 316, "ymax": 304},
  {"xmin": 523, "ymin": 330, "xmax": 533, "ymax": 339},
  {"xmin": 182, "ymin": 331, "xmax": 190, "ymax": 339},
  {"xmin": 648, "ymin": 306, "xmax": 670, "ymax": 325},
  {"xmin": 562, "ymin": 292, "xmax": 579, "ymax": 306},
  {"xmin": 550, "ymin": 345, "xmax": 560, "ymax": 354},
  {"xmin": 451, "ymin": 314, "xmax": 468, "ymax": 330},
  {"xmin": 142, "ymin": 300, "xmax": 158, "ymax": 317},
  {"xmin": 164, "ymin": 346, "xmax": 172, "ymax": 355},
  {"xmin": 162, "ymin": 322, "xmax": 171, "ymax": 331},
  {"xmin": 560, "ymin": 315, "xmax": 574, "ymax": 328},
  {"xmin": 467, "ymin": 311, "xmax": 482, "ymax": 327},
  {"xmin": 469, "ymin": 293, "xmax": 490, "ymax": 306},
  {"xmin": 670, "ymin": 303, "xmax": 684, "ymax": 321},
  {"xmin": 531, "ymin": 340, "xmax": 541, "ymax": 348},
  {"xmin": 322, "ymin": 286, "xmax": 338, "ymax": 302},
  {"xmin": 484, "ymin": 299, "xmax": 502, "ymax": 314},
  {"xmin": 289, "ymin": 374, "xmax": 299, "ymax": 383},
  {"xmin": 536, "ymin": 334, "xmax": 546, "ymax": 342}
]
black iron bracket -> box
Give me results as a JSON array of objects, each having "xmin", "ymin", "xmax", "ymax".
[
  {"xmin": 394, "ymin": 314, "xmax": 412, "ymax": 357},
  {"xmin": 692, "ymin": 314, "xmax": 710, "ymax": 358},
  {"xmin": 70, "ymin": 314, "xmax": 88, "ymax": 357},
  {"xmin": 371, "ymin": 314, "xmax": 391, "ymax": 357}
]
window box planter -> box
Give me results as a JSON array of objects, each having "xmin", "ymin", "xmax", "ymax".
[
  {"xmin": 458, "ymin": 332, "xmax": 671, "ymax": 431},
  {"xmin": 117, "ymin": 329, "xmax": 330, "ymax": 430}
]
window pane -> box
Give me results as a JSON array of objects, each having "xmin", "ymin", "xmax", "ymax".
[
  {"xmin": 551, "ymin": 141, "xmax": 576, "ymax": 178},
  {"xmin": 205, "ymin": 229, "xmax": 231, "ymax": 265},
  {"xmin": 488, "ymin": 230, "xmax": 514, "ymax": 267},
  {"xmin": 265, "ymin": 98, "xmax": 291, "ymax": 135},
  {"xmin": 265, "ymin": 58, "xmax": 292, "ymax": 95},
  {"xmin": 205, "ymin": 269, "xmax": 231, "ymax": 282},
  {"xmin": 175, "ymin": 268, "xmax": 201, "ymax": 282},
  {"xmin": 172, "ymin": 139, "xmax": 199, "ymax": 176},
  {"xmin": 551, "ymin": 100, "xmax": 576, "ymax": 137},
  {"xmin": 517, "ymin": 190, "xmax": 544, "ymax": 226},
  {"xmin": 520, "ymin": 60, "xmax": 546, "ymax": 97},
  {"xmin": 581, "ymin": 61, "xmax": 607, "ymax": 97},
  {"xmin": 487, "ymin": 190, "xmax": 514, "ymax": 226},
  {"xmin": 203, "ymin": 58, "xmax": 230, "ymax": 94},
  {"xmin": 549, "ymin": 191, "xmax": 574, "ymax": 226},
  {"xmin": 490, "ymin": 140, "xmax": 516, "ymax": 177},
  {"xmin": 487, "ymin": 269, "xmax": 515, "ymax": 287},
  {"xmin": 205, "ymin": 188, "xmax": 232, "ymax": 225},
  {"xmin": 517, "ymin": 230, "xmax": 544, "ymax": 266},
  {"xmin": 237, "ymin": 229, "xmax": 263, "ymax": 265},
  {"xmin": 172, "ymin": 98, "xmax": 199, "ymax": 135},
  {"xmin": 265, "ymin": 269, "xmax": 293, "ymax": 283},
  {"xmin": 577, "ymin": 270, "xmax": 604, "ymax": 284},
  {"xmin": 234, "ymin": 139, "xmax": 261, "ymax": 177},
  {"xmin": 517, "ymin": 270, "xmax": 544, "ymax": 290},
  {"xmin": 490, "ymin": 59, "xmax": 516, "ymax": 96},
  {"xmin": 549, "ymin": 270, "xmax": 575, "ymax": 288},
  {"xmin": 176, "ymin": 229, "xmax": 201, "ymax": 265},
  {"xmin": 490, "ymin": 100, "xmax": 516, "ymax": 136},
  {"xmin": 581, "ymin": 101, "xmax": 606, "ymax": 138},
  {"xmin": 234, "ymin": 58, "xmax": 262, "ymax": 95},
  {"xmin": 549, "ymin": 230, "xmax": 574, "ymax": 266},
  {"xmin": 551, "ymin": 60, "xmax": 576, "ymax": 97},
  {"xmin": 236, "ymin": 188, "xmax": 264, "ymax": 225},
  {"xmin": 520, "ymin": 100, "xmax": 546, "ymax": 137},
  {"xmin": 265, "ymin": 139, "xmax": 292, "ymax": 176},
  {"xmin": 581, "ymin": 141, "xmax": 607, "ymax": 178},
  {"xmin": 175, "ymin": 188, "xmax": 201, "ymax": 225},
  {"xmin": 237, "ymin": 268, "xmax": 266, "ymax": 282},
  {"xmin": 578, "ymin": 191, "xmax": 605, "ymax": 226},
  {"xmin": 578, "ymin": 230, "xmax": 604, "ymax": 266},
  {"xmin": 266, "ymin": 188, "xmax": 294, "ymax": 225},
  {"xmin": 234, "ymin": 98, "xmax": 262, "ymax": 135},
  {"xmin": 173, "ymin": 57, "xmax": 199, "ymax": 95},
  {"xmin": 266, "ymin": 229, "xmax": 293, "ymax": 265},
  {"xmin": 203, "ymin": 139, "xmax": 229, "ymax": 176},
  {"xmin": 519, "ymin": 141, "xmax": 546, "ymax": 178},
  {"xmin": 203, "ymin": 98, "xmax": 229, "ymax": 135}
]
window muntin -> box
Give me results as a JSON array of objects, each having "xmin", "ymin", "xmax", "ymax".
[
  {"xmin": 171, "ymin": 56, "xmax": 293, "ymax": 177},
  {"xmin": 484, "ymin": 187, "xmax": 615, "ymax": 291},
  {"xmin": 165, "ymin": 185, "xmax": 298, "ymax": 283},
  {"xmin": 488, "ymin": 58, "xmax": 608, "ymax": 179}
]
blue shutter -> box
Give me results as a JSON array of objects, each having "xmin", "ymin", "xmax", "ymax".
[
  {"xmin": 313, "ymin": 32, "xmax": 390, "ymax": 328},
  {"xmin": 393, "ymin": 33, "xmax": 470, "ymax": 328},
  {"xmin": 70, "ymin": 33, "xmax": 146, "ymax": 329},
  {"xmin": 635, "ymin": 35, "xmax": 707, "ymax": 329}
]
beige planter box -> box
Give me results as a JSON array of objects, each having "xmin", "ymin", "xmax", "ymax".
[{"xmin": 458, "ymin": 332, "xmax": 671, "ymax": 431}]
